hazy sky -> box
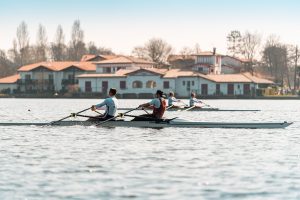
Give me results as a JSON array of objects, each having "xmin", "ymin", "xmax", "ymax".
[{"xmin": 1, "ymin": 0, "xmax": 300, "ymax": 54}]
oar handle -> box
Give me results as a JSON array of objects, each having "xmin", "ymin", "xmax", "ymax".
[
  {"xmin": 184, "ymin": 105, "xmax": 196, "ymax": 111},
  {"xmin": 50, "ymin": 107, "xmax": 91, "ymax": 125},
  {"xmin": 95, "ymin": 107, "xmax": 139, "ymax": 126}
]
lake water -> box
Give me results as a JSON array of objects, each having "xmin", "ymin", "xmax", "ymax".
[{"xmin": 0, "ymin": 98, "xmax": 299, "ymax": 200}]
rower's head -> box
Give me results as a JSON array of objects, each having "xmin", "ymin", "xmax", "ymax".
[
  {"xmin": 109, "ymin": 88, "xmax": 117, "ymax": 97},
  {"xmin": 191, "ymin": 92, "xmax": 196, "ymax": 98},
  {"xmin": 155, "ymin": 90, "xmax": 164, "ymax": 98},
  {"xmin": 169, "ymin": 91, "xmax": 174, "ymax": 97}
]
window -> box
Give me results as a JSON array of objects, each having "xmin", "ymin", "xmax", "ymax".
[
  {"xmin": 183, "ymin": 81, "xmax": 185, "ymax": 86},
  {"xmin": 192, "ymin": 81, "xmax": 195, "ymax": 86},
  {"xmin": 120, "ymin": 81, "xmax": 126, "ymax": 89},
  {"xmin": 68, "ymin": 74, "xmax": 74, "ymax": 80},
  {"xmin": 216, "ymin": 84, "xmax": 220, "ymax": 95},
  {"xmin": 104, "ymin": 68, "xmax": 112, "ymax": 73},
  {"xmin": 146, "ymin": 80, "xmax": 156, "ymax": 88},
  {"xmin": 132, "ymin": 81, "xmax": 143, "ymax": 88},
  {"xmin": 25, "ymin": 74, "xmax": 31, "ymax": 80},
  {"xmin": 201, "ymin": 84, "xmax": 208, "ymax": 95},
  {"xmin": 163, "ymin": 81, "xmax": 170, "ymax": 89},
  {"xmin": 48, "ymin": 74, "xmax": 54, "ymax": 80},
  {"xmin": 198, "ymin": 67, "xmax": 203, "ymax": 72},
  {"xmin": 85, "ymin": 81, "xmax": 92, "ymax": 92}
]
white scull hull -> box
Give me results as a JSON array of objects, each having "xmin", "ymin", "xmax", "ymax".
[
  {"xmin": 119, "ymin": 107, "xmax": 260, "ymax": 112},
  {"xmin": 0, "ymin": 120, "xmax": 292, "ymax": 129}
]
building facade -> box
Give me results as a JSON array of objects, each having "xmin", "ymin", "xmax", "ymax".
[{"xmin": 78, "ymin": 68, "xmax": 273, "ymax": 98}]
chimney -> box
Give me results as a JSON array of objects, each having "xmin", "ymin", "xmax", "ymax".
[{"xmin": 213, "ymin": 47, "xmax": 216, "ymax": 55}]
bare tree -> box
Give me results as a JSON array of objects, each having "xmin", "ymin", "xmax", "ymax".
[
  {"xmin": 240, "ymin": 31, "xmax": 262, "ymax": 72},
  {"xmin": 0, "ymin": 50, "xmax": 16, "ymax": 78},
  {"xmin": 132, "ymin": 38, "xmax": 173, "ymax": 66},
  {"xmin": 132, "ymin": 46, "xmax": 148, "ymax": 59},
  {"xmin": 68, "ymin": 20, "xmax": 86, "ymax": 60},
  {"xmin": 51, "ymin": 25, "xmax": 67, "ymax": 61},
  {"xmin": 227, "ymin": 30, "xmax": 242, "ymax": 57},
  {"xmin": 16, "ymin": 21, "xmax": 30, "ymax": 65},
  {"xmin": 34, "ymin": 24, "xmax": 48, "ymax": 62},
  {"xmin": 179, "ymin": 47, "xmax": 194, "ymax": 59},
  {"xmin": 8, "ymin": 39, "xmax": 21, "ymax": 66},
  {"xmin": 87, "ymin": 42, "xmax": 113, "ymax": 55},
  {"xmin": 262, "ymin": 41, "xmax": 288, "ymax": 86}
]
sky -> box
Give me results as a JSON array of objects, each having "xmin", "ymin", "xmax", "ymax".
[{"xmin": 1, "ymin": 0, "xmax": 300, "ymax": 55}]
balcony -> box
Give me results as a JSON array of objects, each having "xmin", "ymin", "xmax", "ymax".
[
  {"xmin": 61, "ymin": 79, "xmax": 79, "ymax": 86},
  {"xmin": 18, "ymin": 79, "xmax": 54, "ymax": 85}
]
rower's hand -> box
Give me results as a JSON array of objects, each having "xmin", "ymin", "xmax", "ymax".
[{"xmin": 91, "ymin": 105, "xmax": 97, "ymax": 111}]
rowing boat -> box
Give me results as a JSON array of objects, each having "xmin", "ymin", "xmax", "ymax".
[
  {"xmin": 0, "ymin": 119, "xmax": 292, "ymax": 129},
  {"xmin": 118, "ymin": 107, "xmax": 260, "ymax": 112}
]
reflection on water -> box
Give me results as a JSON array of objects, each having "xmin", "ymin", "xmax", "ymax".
[{"xmin": 0, "ymin": 99, "xmax": 299, "ymax": 199}]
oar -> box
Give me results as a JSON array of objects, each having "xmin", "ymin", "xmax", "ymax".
[
  {"xmin": 93, "ymin": 110, "xmax": 103, "ymax": 115},
  {"xmin": 50, "ymin": 107, "xmax": 91, "ymax": 125},
  {"xmin": 180, "ymin": 105, "xmax": 196, "ymax": 112},
  {"xmin": 95, "ymin": 107, "xmax": 139, "ymax": 126},
  {"xmin": 166, "ymin": 105, "xmax": 174, "ymax": 110},
  {"xmin": 141, "ymin": 107, "xmax": 150, "ymax": 114}
]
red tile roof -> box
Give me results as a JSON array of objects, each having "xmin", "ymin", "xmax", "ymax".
[
  {"xmin": 0, "ymin": 74, "xmax": 20, "ymax": 84},
  {"xmin": 77, "ymin": 69, "xmax": 133, "ymax": 78},
  {"xmin": 125, "ymin": 68, "xmax": 167, "ymax": 76},
  {"xmin": 18, "ymin": 62, "xmax": 96, "ymax": 72},
  {"xmin": 193, "ymin": 51, "xmax": 223, "ymax": 56},
  {"xmin": 242, "ymin": 73, "xmax": 274, "ymax": 84},
  {"xmin": 163, "ymin": 69, "xmax": 202, "ymax": 78},
  {"xmin": 80, "ymin": 54, "xmax": 118, "ymax": 62},
  {"xmin": 94, "ymin": 56, "xmax": 155, "ymax": 65},
  {"xmin": 206, "ymin": 74, "xmax": 252, "ymax": 83}
]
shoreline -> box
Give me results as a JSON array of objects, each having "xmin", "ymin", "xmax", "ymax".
[{"xmin": 0, "ymin": 94, "xmax": 299, "ymax": 100}]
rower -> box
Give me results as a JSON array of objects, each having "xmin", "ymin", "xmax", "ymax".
[
  {"xmin": 90, "ymin": 88, "xmax": 118, "ymax": 121},
  {"xmin": 135, "ymin": 90, "xmax": 167, "ymax": 121},
  {"xmin": 189, "ymin": 92, "xmax": 203, "ymax": 107},
  {"xmin": 168, "ymin": 91, "xmax": 183, "ymax": 108}
]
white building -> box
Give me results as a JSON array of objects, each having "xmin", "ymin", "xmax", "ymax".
[
  {"xmin": 93, "ymin": 56, "xmax": 155, "ymax": 74},
  {"xmin": 17, "ymin": 61, "xmax": 96, "ymax": 92},
  {"xmin": 170, "ymin": 49, "xmax": 250, "ymax": 75},
  {"xmin": 0, "ymin": 74, "xmax": 20, "ymax": 94},
  {"xmin": 78, "ymin": 68, "xmax": 274, "ymax": 98}
]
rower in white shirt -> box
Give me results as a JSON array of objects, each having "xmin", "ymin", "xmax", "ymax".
[
  {"xmin": 168, "ymin": 91, "xmax": 184, "ymax": 108},
  {"xmin": 189, "ymin": 92, "xmax": 203, "ymax": 107},
  {"xmin": 90, "ymin": 88, "xmax": 118, "ymax": 121}
]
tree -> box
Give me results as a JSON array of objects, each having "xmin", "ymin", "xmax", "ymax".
[
  {"xmin": 8, "ymin": 39, "xmax": 21, "ymax": 66},
  {"xmin": 51, "ymin": 25, "xmax": 67, "ymax": 61},
  {"xmin": 87, "ymin": 42, "xmax": 114, "ymax": 55},
  {"xmin": 132, "ymin": 38, "xmax": 173, "ymax": 66},
  {"xmin": 227, "ymin": 30, "xmax": 242, "ymax": 57},
  {"xmin": 68, "ymin": 20, "xmax": 86, "ymax": 60},
  {"xmin": 240, "ymin": 31, "xmax": 261, "ymax": 73},
  {"xmin": 34, "ymin": 24, "xmax": 48, "ymax": 62},
  {"xmin": 179, "ymin": 46, "xmax": 194, "ymax": 59},
  {"xmin": 16, "ymin": 21, "xmax": 30, "ymax": 65},
  {"xmin": 262, "ymin": 40, "xmax": 288, "ymax": 86},
  {"xmin": 0, "ymin": 50, "xmax": 16, "ymax": 77}
]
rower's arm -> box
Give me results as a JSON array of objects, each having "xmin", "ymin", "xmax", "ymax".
[
  {"xmin": 91, "ymin": 100, "xmax": 107, "ymax": 110},
  {"xmin": 139, "ymin": 103, "xmax": 151, "ymax": 108}
]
